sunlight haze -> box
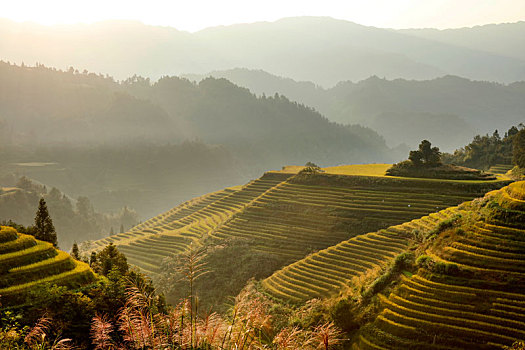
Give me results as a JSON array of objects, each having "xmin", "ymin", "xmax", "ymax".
[{"xmin": 2, "ymin": 0, "xmax": 524, "ymax": 31}]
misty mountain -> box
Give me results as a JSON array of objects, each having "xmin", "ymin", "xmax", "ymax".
[
  {"xmin": 1, "ymin": 17, "xmax": 525, "ymax": 86},
  {"xmin": 0, "ymin": 62, "xmax": 392, "ymax": 164},
  {"xmin": 0, "ymin": 62, "xmax": 395, "ymax": 217},
  {"xmin": 399, "ymin": 21, "xmax": 525, "ymax": 61},
  {"xmin": 0, "ymin": 62, "xmax": 182, "ymax": 145},
  {"xmin": 185, "ymin": 68, "xmax": 525, "ymax": 151}
]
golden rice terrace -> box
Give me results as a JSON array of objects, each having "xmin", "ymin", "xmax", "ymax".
[
  {"xmin": 86, "ymin": 164, "xmax": 509, "ymax": 278},
  {"xmin": 0, "ymin": 226, "xmax": 95, "ymax": 302},
  {"xmin": 355, "ymin": 181, "xmax": 525, "ymax": 350}
]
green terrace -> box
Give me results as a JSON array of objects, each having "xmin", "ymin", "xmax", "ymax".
[
  {"xmin": 0, "ymin": 226, "xmax": 95, "ymax": 302},
  {"xmin": 357, "ymin": 181, "xmax": 525, "ymax": 350}
]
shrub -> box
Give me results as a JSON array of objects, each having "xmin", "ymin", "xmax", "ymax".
[
  {"xmin": 299, "ymin": 165, "xmax": 324, "ymax": 175},
  {"xmin": 437, "ymin": 216, "xmax": 459, "ymax": 231},
  {"xmin": 416, "ymin": 255, "xmax": 434, "ymax": 269},
  {"xmin": 0, "ymin": 226, "xmax": 18, "ymax": 243},
  {"xmin": 363, "ymin": 274, "xmax": 391, "ymax": 300},
  {"xmin": 411, "ymin": 229, "xmax": 425, "ymax": 242},
  {"xmin": 432, "ymin": 262, "xmax": 460, "ymax": 276},
  {"xmin": 329, "ymin": 298, "xmax": 359, "ymax": 332},
  {"xmin": 394, "ymin": 252, "xmax": 415, "ymax": 271}
]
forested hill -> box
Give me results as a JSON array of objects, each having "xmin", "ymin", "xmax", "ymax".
[
  {"xmin": 0, "ymin": 62, "xmax": 394, "ymax": 218},
  {"xmin": 185, "ymin": 69, "xmax": 525, "ymax": 150},
  {"xmin": 0, "ymin": 62, "xmax": 391, "ymax": 166},
  {"xmin": 1, "ymin": 17, "xmax": 525, "ymax": 86}
]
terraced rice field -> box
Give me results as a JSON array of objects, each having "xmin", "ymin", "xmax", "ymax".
[
  {"xmin": 86, "ymin": 166, "xmax": 509, "ymax": 278},
  {"xmin": 0, "ymin": 226, "xmax": 95, "ymax": 301},
  {"xmin": 89, "ymin": 164, "xmax": 508, "ymax": 275},
  {"xmin": 356, "ymin": 181, "xmax": 525, "ymax": 350},
  {"xmin": 212, "ymin": 180, "xmax": 471, "ymax": 262},
  {"xmin": 488, "ymin": 164, "xmax": 514, "ymax": 175},
  {"xmin": 88, "ymin": 173, "xmax": 293, "ymax": 275},
  {"xmin": 262, "ymin": 206, "xmax": 461, "ymax": 303}
]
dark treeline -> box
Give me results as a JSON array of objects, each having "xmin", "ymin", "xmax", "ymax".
[{"xmin": 443, "ymin": 124, "xmax": 524, "ymax": 170}]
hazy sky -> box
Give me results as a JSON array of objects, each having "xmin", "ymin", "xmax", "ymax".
[{"xmin": 2, "ymin": 0, "xmax": 525, "ymax": 32}]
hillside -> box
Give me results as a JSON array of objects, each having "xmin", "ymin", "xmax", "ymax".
[
  {"xmin": 355, "ymin": 181, "xmax": 525, "ymax": 349},
  {"xmin": 253, "ymin": 176, "xmax": 525, "ymax": 348},
  {"xmin": 0, "ymin": 225, "xmax": 95, "ymax": 303},
  {"xmin": 186, "ymin": 69, "xmax": 525, "ymax": 150},
  {"xmin": 84, "ymin": 164, "xmax": 510, "ymax": 287},
  {"xmin": 2, "ymin": 17, "xmax": 525, "ymax": 85},
  {"xmin": 0, "ymin": 62, "xmax": 393, "ymax": 217}
]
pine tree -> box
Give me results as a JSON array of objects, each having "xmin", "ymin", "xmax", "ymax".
[
  {"xmin": 110, "ymin": 227, "xmax": 115, "ymax": 236},
  {"xmin": 34, "ymin": 198, "xmax": 58, "ymax": 247},
  {"xmin": 120, "ymin": 224, "xmax": 124, "ymax": 233},
  {"xmin": 409, "ymin": 140, "xmax": 441, "ymax": 167},
  {"xmin": 71, "ymin": 242, "xmax": 80, "ymax": 260}
]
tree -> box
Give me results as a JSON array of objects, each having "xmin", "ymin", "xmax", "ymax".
[
  {"xmin": 299, "ymin": 161, "xmax": 324, "ymax": 175},
  {"xmin": 513, "ymin": 128, "xmax": 525, "ymax": 168},
  {"xmin": 93, "ymin": 243, "xmax": 128, "ymax": 276},
  {"xmin": 119, "ymin": 224, "xmax": 124, "ymax": 233},
  {"xmin": 71, "ymin": 242, "xmax": 80, "ymax": 260},
  {"xmin": 443, "ymin": 124, "xmax": 522, "ymax": 169},
  {"xmin": 409, "ymin": 140, "xmax": 441, "ymax": 167},
  {"xmin": 34, "ymin": 198, "xmax": 58, "ymax": 247},
  {"xmin": 408, "ymin": 149, "xmax": 423, "ymax": 166},
  {"xmin": 305, "ymin": 161, "xmax": 319, "ymax": 168}
]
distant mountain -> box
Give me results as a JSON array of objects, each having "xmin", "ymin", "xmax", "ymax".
[
  {"xmin": 399, "ymin": 21, "xmax": 525, "ymax": 61},
  {"xmin": 186, "ymin": 69, "xmax": 525, "ymax": 150},
  {"xmin": 1, "ymin": 17, "xmax": 525, "ymax": 86}
]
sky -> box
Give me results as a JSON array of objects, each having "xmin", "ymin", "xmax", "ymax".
[{"xmin": 1, "ymin": 0, "xmax": 524, "ymax": 32}]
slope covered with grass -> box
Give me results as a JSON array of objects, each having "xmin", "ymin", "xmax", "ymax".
[
  {"xmin": 356, "ymin": 181, "xmax": 525, "ymax": 350},
  {"xmin": 0, "ymin": 226, "xmax": 95, "ymax": 302}
]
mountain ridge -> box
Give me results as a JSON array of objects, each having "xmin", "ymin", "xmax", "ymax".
[
  {"xmin": 184, "ymin": 69, "xmax": 525, "ymax": 150},
  {"xmin": 2, "ymin": 16, "xmax": 525, "ymax": 86}
]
